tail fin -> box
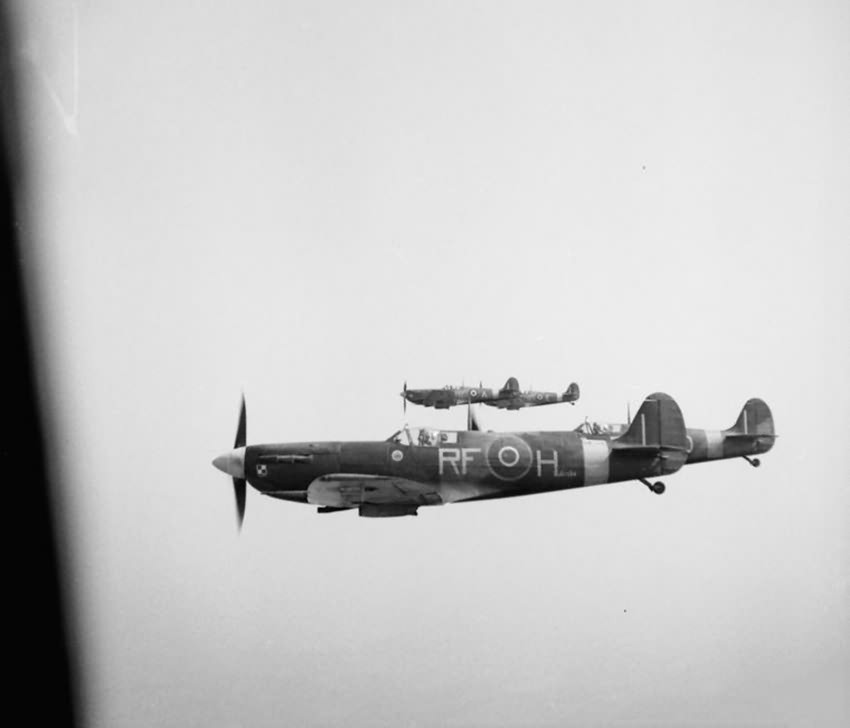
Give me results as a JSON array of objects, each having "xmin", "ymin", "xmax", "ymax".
[
  {"xmin": 722, "ymin": 398, "xmax": 776, "ymax": 458},
  {"xmin": 500, "ymin": 377, "xmax": 520, "ymax": 395},
  {"xmin": 614, "ymin": 393, "xmax": 687, "ymax": 449},
  {"xmin": 725, "ymin": 398, "xmax": 774, "ymax": 437},
  {"xmin": 563, "ymin": 382, "xmax": 580, "ymax": 402},
  {"xmin": 612, "ymin": 393, "xmax": 689, "ymax": 475}
]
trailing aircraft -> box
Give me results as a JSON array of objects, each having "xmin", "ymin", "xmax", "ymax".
[
  {"xmin": 211, "ymin": 394, "xmax": 775, "ymax": 525},
  {"xmin": 574, "ymin": 398, "xmax": 776, "ymax": 470},
  {"xmin": 400, "ymin": 377, "xmax": 580, "ymax": 411},
  {"xmin": 482, "ymin": 377, "xmax": 580, "ymax": 410}
]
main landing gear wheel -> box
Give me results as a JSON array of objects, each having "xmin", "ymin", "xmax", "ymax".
[{"xmin": 640, "ymin": 478, "xmax": 666, "ymax": 495}]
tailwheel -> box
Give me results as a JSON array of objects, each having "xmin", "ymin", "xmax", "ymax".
[
  {"xmin": 743, "ymin": 456, "xmax": 761, "ymax": 468},
  {"xmin": 639, "ymin": 478, "xmax": 666, "ymax": 495}
]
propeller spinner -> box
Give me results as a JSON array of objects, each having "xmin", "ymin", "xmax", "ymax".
[{"xmin": 212, "ymin": 394, "xmax": 248, "ymax": 529}]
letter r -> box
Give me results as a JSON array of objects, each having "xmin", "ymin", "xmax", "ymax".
[{"xmin": 439, "ymin": 448, "xmax": 461, "ymax": 476}]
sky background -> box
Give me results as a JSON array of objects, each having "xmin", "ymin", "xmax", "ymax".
[{"xmin": 13, "ymin": 1, "xmax": 850, "ymax": 726}]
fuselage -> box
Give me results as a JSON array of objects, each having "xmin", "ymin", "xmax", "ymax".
[
  {"xmin": 244, "ymin": 428, "xmax": 689, "ymax": 506},
  {"xmin": 484, "ymin": 391, "xmax": 575, "ymax": 409},
  {"xmin": 685, "ymin": 427, "xmax": 775, "ymax": 463},
  {"xmin": 402, "ymin": 386, "xmax": 499, "ymax": 409}
]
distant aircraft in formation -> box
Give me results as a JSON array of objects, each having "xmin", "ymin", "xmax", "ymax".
[
  {"xmin": 401, "ymin": 377, "xmax": 580, "ymax": 411},
  {"xmin": 483, "ymin": 377, "xmax": 580, "ymax": 410},
  {"xmin": 212, "ymin": 392, "xmax": 775, "ymax": 525}
]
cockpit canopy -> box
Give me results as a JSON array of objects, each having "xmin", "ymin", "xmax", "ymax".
[
  {"xmin": 387, "ymin": 426, "xmax": 459, "ymax": 447},
  {"xmin": 574, "ymin": 420, "xmax": 627, "ymax": 437}
]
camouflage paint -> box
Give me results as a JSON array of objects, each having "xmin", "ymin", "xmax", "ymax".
[
  {"xmin": 685, "ymin": 399, "xmax": 776, "ymax": 465},
  {"xmin": 402, "ymin": 379, "xmax": 580, "ymax": 410},
  {"xmin": 237, "ymin": 393, "xmax": 701, "ymax": 516}
]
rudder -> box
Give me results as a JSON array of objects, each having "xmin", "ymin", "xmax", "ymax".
[
  {"xmin": 725, "ymin": 398, "xmax": 774, "ymax": 436},
  {"xmin": 610, "ymin": 392, "xmax": 689, "ymax": 477},
  {"xmin": 500, "ymin": 377, "xmax": 520, "ymax": 394},
  {"xmin": 615, "ymin": 392, "xmax": 688, "ymax": 451}
]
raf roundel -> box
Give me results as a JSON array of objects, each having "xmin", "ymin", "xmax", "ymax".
[
  {"xmin": 485, "ymin": 436, "xmax": 533, "ymax": 481},
  {"xmin": 391, "ymin": 449, "xmax": 404, "ymax": 462}
]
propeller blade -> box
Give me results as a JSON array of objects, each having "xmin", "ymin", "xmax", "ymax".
[
  {"xmin": 234, "ymin": 395, "xmax": 247, "ymax": 528},
  {"xmin": 403, "ymin": 381, "xmax": 407, "ymax": 414},
  {"xmin": 213, "ymin": 395, "xmax": 249, "ymax": 531},
  {"xmin": 233, "ymin": 477, "xmax": 246, "ymax": 530},
  {"xmin": 234, "ymin": 394, "xmax": 246, "ymax": 448}
]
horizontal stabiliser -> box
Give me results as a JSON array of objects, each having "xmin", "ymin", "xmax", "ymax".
[{"xmin": 611, "ymin": 392, "xmax": 689, "ymax": 475}]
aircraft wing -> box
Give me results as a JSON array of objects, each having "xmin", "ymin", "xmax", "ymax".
[
  {"xmin": 423, "ymin": 389, "xmax": 457, "ymax": 408},
  {"xmin": 484, "ymin": 396, "xmax": 523, "ymax": 409},
  {"xmin": 307, "ymin": 473, "xmax": 442, "ymax": 508}
]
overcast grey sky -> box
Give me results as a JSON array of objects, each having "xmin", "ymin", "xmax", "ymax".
[{"xmin": 14, "ymin": 1, "xmax": 850, "ymax": 726}]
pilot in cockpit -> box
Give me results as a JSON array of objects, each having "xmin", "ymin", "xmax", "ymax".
[
  {"xmin": 418, "ymin": 428, "xmax": 436, "ymax": 446},
  {"xmin": 578, "ymin": 418, "xmax": 602, "ymax": 436}
]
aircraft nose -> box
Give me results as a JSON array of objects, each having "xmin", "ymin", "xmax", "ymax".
[{"xmin": 212, "ymin": 447, "xmax": 246, "ymax": 478}]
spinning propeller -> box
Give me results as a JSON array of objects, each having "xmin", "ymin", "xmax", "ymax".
[{"xmin": 212, "ymin": 394, "xmax": 248, "ymax": 530}]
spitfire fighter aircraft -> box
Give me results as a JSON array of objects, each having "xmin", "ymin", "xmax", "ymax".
[
  {"xmin": 212, "ymin": 393, "xmax": 775, "ymax": 525},
  {"xmin": 574, "ymin": 397, "xmax": 776, "ymax": 472},
  {"xmin": 401, "ymin": 378, "xmax": 580, "ymax": 411},
  {"xmin": 400, "ymin": 382, "xmax": 498, "ymax": 411},
  {"xmin": 482, "ymin": 377, "xmax": 581, "ymax": 410}
]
